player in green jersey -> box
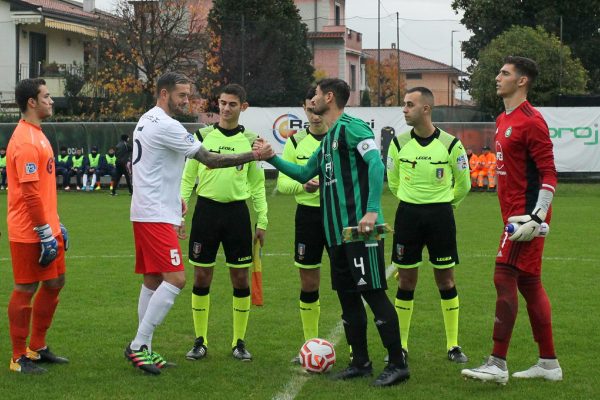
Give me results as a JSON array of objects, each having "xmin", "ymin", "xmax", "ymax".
[
  {"xmin": 277, "ymin": 87, "xmax": 328, "ymax": 360},
  {"xmin": 260, "ymin": 78, "xmax": 409, "ymax": 387},
  {"xmin": 181, "ymin": 84, "xmax": 267, "ymax": 362},
  {"xmin": 387, "ymin": 87, "xmax": 471, "ymax": 364}
]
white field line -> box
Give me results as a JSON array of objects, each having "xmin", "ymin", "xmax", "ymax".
[{"xmin": 270, "ymin": 264, "xmax": 396, "ymax": 400}]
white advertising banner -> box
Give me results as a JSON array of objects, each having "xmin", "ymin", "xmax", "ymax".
[
  {"xmin": 238, "ymin": 107, "xmax": 600, "ymax": 172},
  {"xmin": 539, "ymin": 107, "xmax": 600, "ymax": 172},
  {"xmin": 239, "ymin": 107, "xmax": 408, "ymax": 155}
]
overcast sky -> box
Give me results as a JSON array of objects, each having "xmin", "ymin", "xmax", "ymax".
[
  {"xmin": 345, "ymin": 0, "xmax": 471, "ymax": 69},
  {"xmin": 91, "ymin": 0, "xmax": 471, "ymax": 70}
]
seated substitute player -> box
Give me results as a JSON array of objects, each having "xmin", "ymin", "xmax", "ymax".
[
  {"xmin": 6, "ymin": 78, "xmax": 70, "ymax": 374},
  {"xmin": 82, "ymin": 146, "xmax": 102, "ymax": 191},
  {"xmin": 124, "ymin": 72, "xmax": 272, "ymax": 375},
  {"xmin": 100, "ymin": 147, "xmax": 117, "ymax": 190},
  {"xmin": 0, "ymin": 146, "xmax": 8, "ymax": 189},
  {"xmin": 55, "ymin": 147, "xmax": 72, "ymax": 191},
  {"xmin": 462, "ymin": 56, "xmax": 562, "ymax": 384},
  {"xmin": 276, "ymin": 86, "xmax": 328, "ymax": 360},
  {"xmin": 387, "ymin": 87, "xmax": 471, "ymax": 364},
  {"xmin": 182, "ymin": 84, "xmax": 267, "ymax": 362},
  {"xmin": 70, "ymin": 148, "xmax": 84, "ymax": 190},
  {"xmin": 259, "ymin": 78, "xmax": 409, "ymax": 387}
]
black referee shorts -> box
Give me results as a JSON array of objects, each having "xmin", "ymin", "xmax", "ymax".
[
  {"xmin": 328, "ymin": 240, "xmax": 387, "ymax": 292},
  {"xmin": 294, "ymin": 204, "xmax": 327, "ymax": 268},
  {"xmin": 392, "ymin": 202, "xmax": 459, "ymax": 268},
  {"xmin": 188, "ymin": 196, "xmax": 253, "ymax": 268}
]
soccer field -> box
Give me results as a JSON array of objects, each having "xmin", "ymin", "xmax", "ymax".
[{"xmin": 0, "ymin": 182, "xmax": 597, "ymax": 399}]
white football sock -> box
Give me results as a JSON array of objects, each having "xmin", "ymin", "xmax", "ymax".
[
  {"xmin": 91, "ymin": 174, "xmax": 97, "ymax": 187},
  {"xmin": 82, "ymin": 174, "xmax": 88, "ymax": 187},
  {"xmin": 131, "ymin": 281, "xmax": 180, "ymax": 352},
  {"xmin": 137, "ymin": 284, "xmax": 155, "ymax": 324}
]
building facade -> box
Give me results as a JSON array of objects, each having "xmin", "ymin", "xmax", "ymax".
[
  {"xmin": 364, "ymin": 47, "xmax": 462, "ymax": 106},
  {"xmin": 295, "ymin": 0, "xmax": 364, "ymax": 106},
  {"xmin": 0, "ymin": 0, "xmax": 101, "ymax": 103}
]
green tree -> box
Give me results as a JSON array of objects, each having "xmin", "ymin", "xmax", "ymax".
[
  {"xmin": 452, "ymin": 0, "xmax": 600, "ymax": 92},
  {"xmin": 360, "ymin": 90, "xmax": 372, "ymax": 107},
  {"xmin": 201, "ymin": 0, "xmax": 314, "ymax": 107},
  {"xmin": 471, "ymin": 26, "xmax": 588, "ymax": 114}
]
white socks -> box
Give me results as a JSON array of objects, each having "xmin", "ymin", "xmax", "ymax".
[
  {"xmin": 138, "ymin": 284, "xmax": 155, "ymax": 325},
  {"xmin": 131, "ymin": 281, "xmax": 180, "ymax": 352}
]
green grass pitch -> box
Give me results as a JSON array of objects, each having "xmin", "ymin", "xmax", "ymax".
[{"xmin": 0, "ymin": 182, "xmax": 597, "ymax": 399}]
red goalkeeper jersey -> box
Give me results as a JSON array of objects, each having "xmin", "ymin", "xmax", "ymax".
[{"xmin": 495, "ymin": 101, "xmax": 557, "ymax": 223}]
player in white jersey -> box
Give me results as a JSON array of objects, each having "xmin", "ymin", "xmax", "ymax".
[{"xmin": 124, "ymin": 72, "xmax": 273, "ymax": 375}]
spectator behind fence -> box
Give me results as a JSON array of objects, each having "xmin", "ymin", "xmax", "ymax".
[
  {"xmin": 0, "ymin": 146, "xmax": 7, "ymax": 190},
  {"xmin": 55, "ymin": 147, "xmax": 72, "ymax": 191},
  {"xmin": 100, "ymin": 147, "xmax": 117, "ymax": 190},
  {"xmin": 82, "ymin": 146, "xmax": 102, "ymax": 191},
  {"xmin": 70, "ymin": 148, "xmax": 84, "ymax": 191},
  {"xmin": 111, "ymin": 134, "xmax": 133, "ymax": 196}
]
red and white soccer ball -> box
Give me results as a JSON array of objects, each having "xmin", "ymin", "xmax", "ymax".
[{"xmin": 300, "ymin": 338, "xmax": 336, "ymax": 373}]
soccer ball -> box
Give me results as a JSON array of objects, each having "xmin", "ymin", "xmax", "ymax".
[{"xmin": 300, "ymin": 338, "xmax": 336, "ymax": 373}]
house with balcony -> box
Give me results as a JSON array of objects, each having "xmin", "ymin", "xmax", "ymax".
[
  {"xmin": 295, "ymin": 0, "xmax": 364, "ymax": 106},
  {"xmin": 0, "ymin": 0, "xmax": 102, "ymax": 104}
]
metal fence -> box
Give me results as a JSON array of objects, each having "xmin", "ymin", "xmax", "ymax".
[{"xmin": 0, "ymin": 122, "xmax": 206, "ymax": 153}]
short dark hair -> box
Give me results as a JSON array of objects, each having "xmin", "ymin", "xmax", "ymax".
[
  {"xmin": 220, "ymin": 84, "xmax": 247, "ymax": 104},
  {"xmin": 406, "ymin": 86, "xmax": 435, "ymax": 106},
  {"xmin": 15, "ymin": 78, "xmax": 46, "ymax": 113},
  {"xmin": 60, "ymin": 146, "xmax": 67, "ymax": 151},
  {"xmin": 504, "ymin": 56, "xmax": 539, "ymax": 88},
  {"xmin": 317, "ymin": 78, "xmax": 350, "ymax": 108},
  {"xmin": 156, "ymin": 72, "xmax": 190, "ymax": 96},
  {"xmin": 121, "ymin": 134, "xmax": 129, "ymax": 141},
  {"xmin": 304, "ymin": 86, "xmax": 317, "ymax": 102}
]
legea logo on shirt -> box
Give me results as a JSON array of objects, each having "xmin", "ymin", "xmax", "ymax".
[{"xmin": 25, "ymin": 162, "xmax": 37, "ymax": 174}]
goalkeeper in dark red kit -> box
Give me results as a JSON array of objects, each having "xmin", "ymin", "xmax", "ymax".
[{"xmin": 462, "ymin": 56, "xmax": 562, "ymax": 384}]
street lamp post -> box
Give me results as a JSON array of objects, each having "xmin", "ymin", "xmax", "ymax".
[{"xmin": 450, "ymin": 30, "xmax": 458, "ymax": 106}]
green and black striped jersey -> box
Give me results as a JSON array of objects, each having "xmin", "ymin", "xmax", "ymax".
[{"xmin": 270, "ymin": 112, "xmax": 385, "ymax": 247}]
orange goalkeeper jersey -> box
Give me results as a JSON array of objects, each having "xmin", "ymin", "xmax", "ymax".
[{"xmin": 6, "ymin": 119, "xmax": 59, "ymax": 243}]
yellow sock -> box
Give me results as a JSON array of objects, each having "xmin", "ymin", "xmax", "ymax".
[
  {"xmin": 395, "ymin": 298, "xmax": 414, "ymax": 350},
  {"xmin": 192, "ymin": 293, "xmax": 210, "ymax": 346},
  {"xmin": 299, "ymin": 299, "xmax": 320, "ymax": 341},
  {"xmin": 232, "ymin": 293, "xmax": 250, "ymax": 347},
  {"xmin": 441, "ymin": 295, "xmax": 460, "ymax": 350}
]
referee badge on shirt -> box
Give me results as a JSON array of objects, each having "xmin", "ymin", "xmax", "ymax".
[
  {"xmin": 192, "ymin": 242, "xmax": 202, "ymax": 258},
  {"xmin": 435, "ymin": 168, "xmax": 444, "ymax": 179},
  {"xmin": 297, "ymin": 243, "xmax": 306, "ymax": 260}
]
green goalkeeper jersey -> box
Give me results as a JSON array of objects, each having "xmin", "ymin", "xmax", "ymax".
[
  {"xmin": 386, "ymin": 127, "xmax": 471, "ymax": 208},
  {"xmin": 276, "ymin": 128, "xmax": 323, "ymax": 208},
  {"xmin": 180, "ymin": 124, "xmax": 268, "ymax": 230}
]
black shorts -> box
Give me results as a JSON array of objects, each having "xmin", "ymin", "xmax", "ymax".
[
  {"xmin": 294, "ymin": 204, "xmax": 326, "ymax": 268},
  {"xmin": 392, "ymin": 202, "xmax": 458, "ymax": 268},
  {"xmin": 327, "ymin": 240, "xmax": 387, "ymax": 292},
  {"xmin": 188, "ymin": 196, "xmax": 253, "ymax": 268}
]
